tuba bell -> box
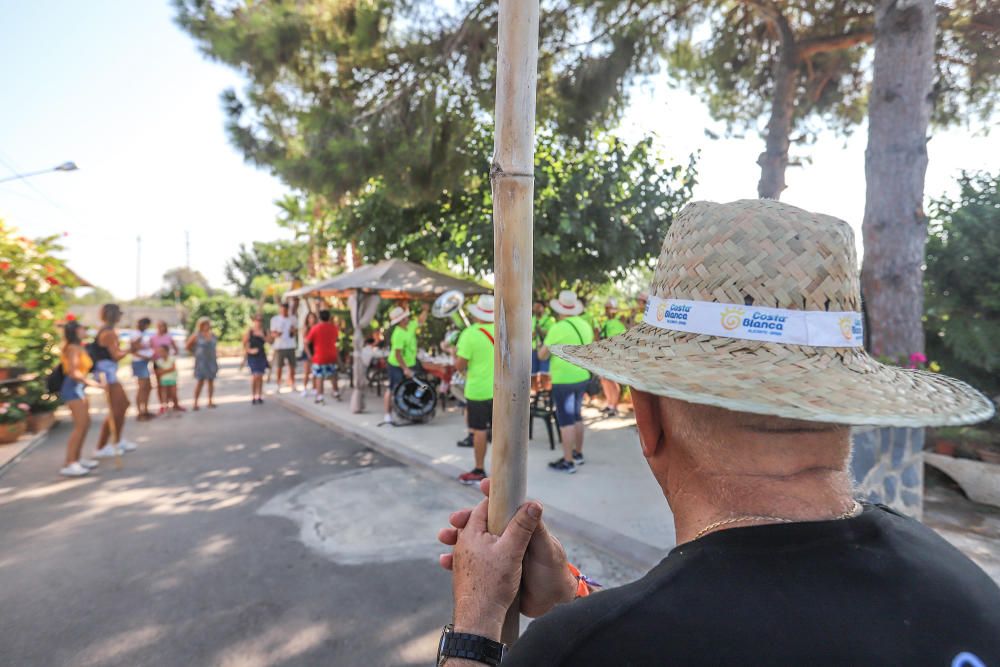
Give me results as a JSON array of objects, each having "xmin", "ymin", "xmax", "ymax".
[{"xmin": 432, "ymin": 289, "xmax": 470, "ymax": 328}]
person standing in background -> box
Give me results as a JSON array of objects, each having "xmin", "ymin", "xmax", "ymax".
[
  {"xmin": 598, "ymin": 298, "xmax": 627, "ymax": 417},
  {"xmin": 299, "ymin": 311, "xmax": 319, "ymax": 398},
  {"xmin": 58, "ymin": 321, "xmax": 102, "ymax": 477},
  {"xmin": 383, "ymin": 304, "xmax": 429, "ymax": 424},
  {"xmin": 269, "ymin": 302, "xmax": 298, "ymax": 393},
  {"xmin": 633, "ymin": 291, "xmax": 648, "ymax": 326},
  {"xmin": 91, "ymin": 304, "xmax": 138, "ymax": 458},
  {"xmin": 150, "ymin": 320, "xmax": 182, "ymax": 414},
  {"xmin": 130, "ymin": 317, "xmax": 155, "ymax": 421},
  {"xmin": 455, "ymin": 295, "xmax": 496, "ymax": 486},
  {"xmin": 530, "ymin": 301, "xmax": 554, "ymax": 392},
  {"xmin": 243, "ymin": 314, "xmax": 269, "ymax": 405},
  {"xmin": 186, "ymin": 317, "xmax": 219, "ymax": 411},
  {"xmin": 538, "ymin": 290, "xmax": 594, "ymax": 473},
  {"xmin": 153, "ymin": 345, "xmax": 182, "ymax": 413},
  {"xmin": 305, "ymin": 309, "xmax": 340, "ymax": 404}
]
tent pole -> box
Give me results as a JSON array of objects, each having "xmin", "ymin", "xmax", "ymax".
[{"xmin": 489, "ymin": 0, "xmax": 540, "ymax": 646}]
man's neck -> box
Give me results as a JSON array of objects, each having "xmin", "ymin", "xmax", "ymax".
[{"xmin": 669, "ymin": 467, "xmax": 855, "ymax": 545}]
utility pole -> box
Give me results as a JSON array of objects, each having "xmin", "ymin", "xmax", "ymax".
[
  {"xmin": 136, "ymin": 235, "xmax": 141, "ymax": 299},
  {"xmin": 185, "ymin": 230, "xmax": 191, "ymax": 269}
]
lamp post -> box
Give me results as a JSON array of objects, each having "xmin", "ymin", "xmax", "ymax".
[{"xmin": 0, "ymin": 161, "xmax": 79, "ymax": 184}]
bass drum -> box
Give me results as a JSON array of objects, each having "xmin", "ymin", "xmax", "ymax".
[
  {"xmin": 449, "ymin": 371, "xmax": 466, "ymax": 402},
  {"xmin": 393, "ymin": 377, "xmax": 438, "ymax": 423}
]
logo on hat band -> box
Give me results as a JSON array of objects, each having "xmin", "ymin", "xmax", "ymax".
[{"xmin": 644, "ymin": 296, "xmax": 863, "ymax": 347}]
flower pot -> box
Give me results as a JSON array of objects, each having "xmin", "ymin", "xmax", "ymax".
[
  {"xmin": 0, "ymin": 420, "xmax": 27, "ymax": 444},
  {"xmin": 26, "ymin": 412, "xmax": 56, "ymax": 434},
  {"xmin": 933, "ymin": 440, "xmax": 957, "ymax": 457}
]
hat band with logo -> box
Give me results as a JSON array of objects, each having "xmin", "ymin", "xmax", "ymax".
[{"xmin": 643, "ymin": 296, "xmax": 864, "ymax": 348}]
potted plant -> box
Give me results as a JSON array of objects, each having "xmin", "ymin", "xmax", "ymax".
[
  {"xmin": 0, "ymin": 401, "xmax": 30, "ymax": 444},
  {"xmin": 23, "ymin": 382, "xmax": 60, "ymax": 434}
]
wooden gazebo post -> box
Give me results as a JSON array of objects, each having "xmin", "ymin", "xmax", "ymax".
[{"xmin": 488, "ymin": 0, "xmax": 540, "ymax": 645}]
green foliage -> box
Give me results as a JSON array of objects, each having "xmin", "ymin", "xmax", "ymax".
[
  {"xmin": 343, "ymin": 124, "xmax": 696, "ymax": 295},
  {"xmin": 0, "ymin": 219, "xmax": 78, "ymax": 374},
  {"xmin": 187, "ymin": 296, "xmax": 263, "ymax": 343},
  {"xmin": 19, "ymin": 380, "xmax": 60, "ymax": 414},
  {"xmin": 925, "ymin": 171, "xmax": 1000, "ymax": 395},
  {"xmin": 161, "ymin": 267, "xmax": 212, "ymax": 300},
  {"xmin": 224, "ymin": 240, "xmax": 309, "ymax": 297},
  {"xmin": 0, "ymin": 399, "xmax": 30, "ymax": 424}
]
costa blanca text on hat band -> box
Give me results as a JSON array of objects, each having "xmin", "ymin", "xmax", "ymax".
[{"xmin": 643, "ymin": 296, "xmax": 864, "ymax": 347}]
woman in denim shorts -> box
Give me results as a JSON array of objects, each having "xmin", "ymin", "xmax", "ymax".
[
  {"xmin": 58, "ymin": 321, "xmax": 103, "ymax": 477},
  {"xmin": 91, "ymin": 304, "xmax": 137, "ymax": 458}
]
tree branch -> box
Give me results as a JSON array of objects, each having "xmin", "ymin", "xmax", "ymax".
[{"xmin": 799, "ymin": 30, "xmax": 874, "ymax": 57}]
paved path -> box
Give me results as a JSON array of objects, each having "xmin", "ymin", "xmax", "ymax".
[{"xmin": 0, "ymin": 358, "xmax": 640, "ymax": 666}]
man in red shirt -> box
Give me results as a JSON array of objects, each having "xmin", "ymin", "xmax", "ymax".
[{"xmin": 304, "ymin": 309, "xmax": 340, "ymax": 404}]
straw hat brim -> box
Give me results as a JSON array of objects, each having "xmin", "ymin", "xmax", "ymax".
[
  {"xmin": 550, "ymin": 300, "xmax": 584, "ymax": 316},
  {"xmin": 552, "ymin": 324, "xmax": 995, "ymax": 427},
  {"xmin": 389, "ymin": 310, "xmax": 411, "ymax": 325},
  {"xmin": 468, "ymin": 305, "xmax": 495, "ymax": 322}
]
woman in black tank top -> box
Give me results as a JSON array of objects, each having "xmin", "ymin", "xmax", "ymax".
[
  {"xmin": 243, "ymin": 314, "xmax": 269, "ymax": 404},
  {"xmin": 92, "ymin": 304, "xmax": 136, "ymax": 458}
]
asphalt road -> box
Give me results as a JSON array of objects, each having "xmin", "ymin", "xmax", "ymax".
[{"xmin": 0, "ymin": 361, "xmax": 454, "ymax": 666}]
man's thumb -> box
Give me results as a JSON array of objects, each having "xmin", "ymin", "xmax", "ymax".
[{"xmin": 502, "ymin": 502, "xmax": 543, "ymax": 552}]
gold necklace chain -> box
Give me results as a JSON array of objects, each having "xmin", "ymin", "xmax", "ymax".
[{"xmin": 694, "ymin": 500, "xmax": 862, "ymax": 540}]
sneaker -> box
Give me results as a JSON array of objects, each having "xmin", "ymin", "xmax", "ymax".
[
  {"xmin": 314, "ymin": 396, "xmax": 325, "ymax": 405},
  {"xmin": 118, "ymin": 440, "xmax": 138, "ymax": 452},
  {"xmin": 572, "ymin": 451, "xmax": 585, "ymax": 465},
  {"xmin": 458, "ymin": 469, "xmax": 487, "ymax": 485},
  {"xmin": 60, "ymin": 462, "xmax": 90, "ymax": 477},
  {"xmin": 158, "ymin": 406, "xmax": 167, "ymax": 415},
  {"xmin": 548, "ymin": 458, "xmax": 576, "ymax": 474},
  {"xmin": 456, "ymin": 435, "xmax": 473, "ymax": 448},
  {"xmin": 94, "ymin": 445, "xmax": 119, "ymax": 459},
  {"xmin": 78, "ymin": 458, "xmax": 99, "ymax": 469},
  {"xmin": 601, "ymin": 407, "xmax": 617, "ymax": 417},
  {"xmin": 301, "ymin": 389, "xmax": 310, "ymax": 398}
]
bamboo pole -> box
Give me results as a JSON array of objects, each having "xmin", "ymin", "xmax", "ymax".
[{"xmin": 489, "ymin": 0, "xmax": 540, "ymax": 646}]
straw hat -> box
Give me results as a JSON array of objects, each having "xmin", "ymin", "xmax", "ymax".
[
  {"xmin": 550, "ymin": 290, "xmax": 584, "ymax": 316},
  {"xmin": 552, "ymin": 200, "xmax": 995, "ymax": 427},
  {"xmin": 605, "ymin": 297, "xmax": 619, "ymax": 311},
  {"xmin": 468, "ymin": 295, "xmax": 495, "ymax": 322},
  {"xmin": 389, "ymin": 306, "xmax": 411, "ymax": 326}
]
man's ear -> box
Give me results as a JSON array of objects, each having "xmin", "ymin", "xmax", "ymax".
[{"xmin": 631, "ymin": 388, "xmax": 663, "ymax": 459}]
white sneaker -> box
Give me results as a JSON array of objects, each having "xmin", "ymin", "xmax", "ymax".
[
  {"xmin": 301, "ymin": 389, "xmax": 310, "ymax": 398},
  {"xmin": 94, "ymin": 445, "xmax": 118, "ymax": 458},
  {"xmin": 60, "ymin": 462, "xmax": 90, "ymax": 477},
  {"xmin": 78, "ymin": 458, "xmax": 99, "ymax": 469},
  {"xmin": 314, "ymin": 395, "xmax": 325, "ymax": 405},
  {"xmin": 384, "ymin": 414, "xmax": 393, "ymax": 424},
  {"xmin": 118, "ymin": 440, "xmax": 138, "ymax": 452}
]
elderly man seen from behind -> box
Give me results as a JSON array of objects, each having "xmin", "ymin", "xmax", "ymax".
[{"xmin": 434, "ymin": 200, "xmax": 1000, "ymax": 667}]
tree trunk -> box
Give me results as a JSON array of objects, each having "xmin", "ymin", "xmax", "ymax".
[
  {"xmin": 861, "ymin": 0, "xmax": 936, "ymax": 359},
  {"xmin": 757, "ymin": 45, "xmax": 799, "ymax": 199}
]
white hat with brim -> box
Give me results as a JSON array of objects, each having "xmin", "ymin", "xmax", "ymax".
[
  {"xmin": 468, "ymin": 295, "xmax": 495, "ymax": 323},
  {"xmin": 389, "ymin": 306, "xmax": 411, "ymax": 326},
  {"xmin": 550, "ymin": 290, "xmax": 584, "ymax": 317},
  {"xmin": 551, "ymin": 200, "xmax": 995, "ymax": 428}
]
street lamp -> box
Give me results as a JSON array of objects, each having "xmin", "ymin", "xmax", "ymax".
[{"xmin": 0, "ymin": 161, "xmax": 79, "ymax": 184}]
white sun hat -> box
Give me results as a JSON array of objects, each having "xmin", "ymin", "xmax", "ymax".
[
  {"xmin": 551, "ymin": 199, "xmax": 995, "ymax": 427},
  {"xmin": 467, "ymin": 295, "xmax": 495, "ymax": 322},
  {"xmin": 550, "ymin": 290, "xmax": 584, "ymax": 317},
  {"xmin": 388, "ymin": 306, "xmax": 411, "ymax": 326}
]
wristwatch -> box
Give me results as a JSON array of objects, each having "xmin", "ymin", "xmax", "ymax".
[{"xmin": 437, "ymin": 624, "xmax": 507, "ymax": 666}]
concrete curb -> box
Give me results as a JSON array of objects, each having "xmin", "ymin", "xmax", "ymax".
[
  {"xmin": 0, "ymin": 427, "xmax": 52, "ymax": 480},
  {"xmin": 276, "ymin": 394, "xmax": 664, "ymax": 572}
]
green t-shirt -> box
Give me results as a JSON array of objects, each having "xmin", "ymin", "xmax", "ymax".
[
  {"xmin": 531, "ymin": 313, "xmax": 555, "ymax": 347},
  {"xmin": 388, "ymin": 323, "xmax": 418, "ymax": 368},
  {"xmin": 600, "ymin": 317, "xmax": 627, "ymax": 339},
  {"xmin": 543, "ymin": 316, "xmax": 594, "ymax": 385},
  {"xmin": 456, "ymin": 323, "xmax": 495, "ymax": 401}
]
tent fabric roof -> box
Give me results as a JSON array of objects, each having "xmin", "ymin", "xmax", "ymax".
[{"xmin": 284, "ymin": 259, "xmax": 491, "ymax": 300}]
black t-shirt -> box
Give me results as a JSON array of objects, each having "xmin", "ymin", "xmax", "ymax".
[{"xmin": 507, "ymin": 505, "xmax": 1000, "ymax": 666}]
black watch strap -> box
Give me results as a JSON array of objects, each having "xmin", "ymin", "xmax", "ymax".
[{"xmin": 438, "ymin": 624, "xmax": 506, "ymax": 666}]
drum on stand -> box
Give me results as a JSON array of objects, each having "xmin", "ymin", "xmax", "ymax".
[{"xmin": 393, "ymin": 376, "xmax": 438, "ymax": 423}]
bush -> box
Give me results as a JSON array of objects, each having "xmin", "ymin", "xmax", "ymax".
[
  {"xmin": 187, "ymin": 296, "xmax": 263, "ymax": 343},
  {"xmin": 0, "ymin": 220, "xmax": 77, "ymax": 375},
  {"xmin": 925, "ymin": 171, "xmax": 1000, "ymax": 396}
]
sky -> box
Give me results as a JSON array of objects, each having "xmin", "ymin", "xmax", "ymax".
[{"xmin": 1, "ymin": 1, "xmax": 997, "ymax": 300}]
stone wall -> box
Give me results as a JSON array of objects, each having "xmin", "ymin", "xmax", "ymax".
[{"xmin": 850, "ymin": 427, "xmax": 925, "ymax": 519}]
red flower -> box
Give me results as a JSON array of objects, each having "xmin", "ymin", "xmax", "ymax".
[
  {"xmin": 0, "ymin": 261, "xmax": 9, "ymax": 271},
  {"xmin": 23, "ymin": 299, "xmax": 39, "ymax": 309},
  {"xmin": 45, "ymin": 276, "xmax": 60, "ymax": 286}
]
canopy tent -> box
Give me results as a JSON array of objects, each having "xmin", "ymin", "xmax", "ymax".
[
  {"xmin": 285, "ymin": 259, "xmax": 491, "ymax": 413},
  {"xmin": 284, "ymin": 258, "xmax": 490, "ymax": 300}
]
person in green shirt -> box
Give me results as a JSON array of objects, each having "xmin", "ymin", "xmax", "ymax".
[
  {"xmin": 454, "ymin": 295, "xmax": 496, "ymax": 486},
  {"xmin": 633, "ymin": 291, "xmax": 648, "ymax": 325},
  {"xmin": 538, "ymin": 289, "xmax": 594, "ymax": 474},
  {"xmin": 530, "ymin": 302, "xmax": 555, "ymax": 391},
  {"xmin": 599, "ymin": 298, "xmax": 629, "ymax": 417},
  {"xmin": 383, "ymin": 303, "xmax": 429, "ymax": 424}
]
